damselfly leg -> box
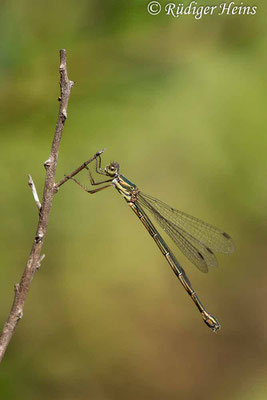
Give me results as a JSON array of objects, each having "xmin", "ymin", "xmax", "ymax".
[
  {"xmin": 86, "ymin": 165, "xmax": 113, "ymax": 186},
  {"xmin": 68, "ymin": 175, "xmax": 112, "ymax": 194},
  {"xmin": 68, "ymin": 155, "xmax": 113, "ymax": 190},
  {"xmin": 95, "ymin": 154, "xmax": 106, "ymax": 176}
]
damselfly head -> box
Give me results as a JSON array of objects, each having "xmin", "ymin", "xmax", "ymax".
[{"xmin": 105, "ymin": 161, "xmax": 120, "ymax": 177}]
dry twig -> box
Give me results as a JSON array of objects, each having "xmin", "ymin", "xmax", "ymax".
[{"xmin": 0, "ymin": 49, "xmax": 74, "ymax": 363}]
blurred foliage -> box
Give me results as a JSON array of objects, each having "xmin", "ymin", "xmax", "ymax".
[{"xmin": 0, "ymin": 0, "xmax": 266, "ymax": 399}]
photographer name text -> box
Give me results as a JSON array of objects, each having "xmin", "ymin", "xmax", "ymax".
[{"xmin": 147, "ymin": 1, "xmax": 258, "ymax": 18}]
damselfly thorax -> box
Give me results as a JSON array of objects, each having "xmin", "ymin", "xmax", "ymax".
[{"xmin": 112, "ymin": 175, "xmax": 140, "ymax": 203}]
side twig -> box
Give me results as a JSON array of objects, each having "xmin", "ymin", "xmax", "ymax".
[
  {"xmin": 55, "ymin": 148, "xmax": 106, "ymax": 189},
  {"xmin": 28, "ymin": 174, "xmax": 41, "ymax": 211},
  {"xmin": 0, "ymin": 49, "xmax": 74, "ymax": 363}
]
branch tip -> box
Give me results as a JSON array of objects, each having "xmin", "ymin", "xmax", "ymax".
[
  {"xmin": 96, "ymin": 148, "xmax": 106, "ymax": 157},
  {"xmin": 28, "ymin": 174, "xmax": 41, "ymax": 211}
]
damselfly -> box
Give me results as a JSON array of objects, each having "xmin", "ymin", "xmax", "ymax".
[{"xmin": 70, "ymin": 153, "xmax": 234, "ymax": 332}]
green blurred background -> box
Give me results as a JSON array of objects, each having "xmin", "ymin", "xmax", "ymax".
[{"xmin": 0, "ymin": 0, "xmax": 266, "ymax": 399}]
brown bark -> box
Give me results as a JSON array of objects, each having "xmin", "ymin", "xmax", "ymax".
[{"xmin": 0, "ymin": 49, "xmax": 74, "ymax": 363}]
